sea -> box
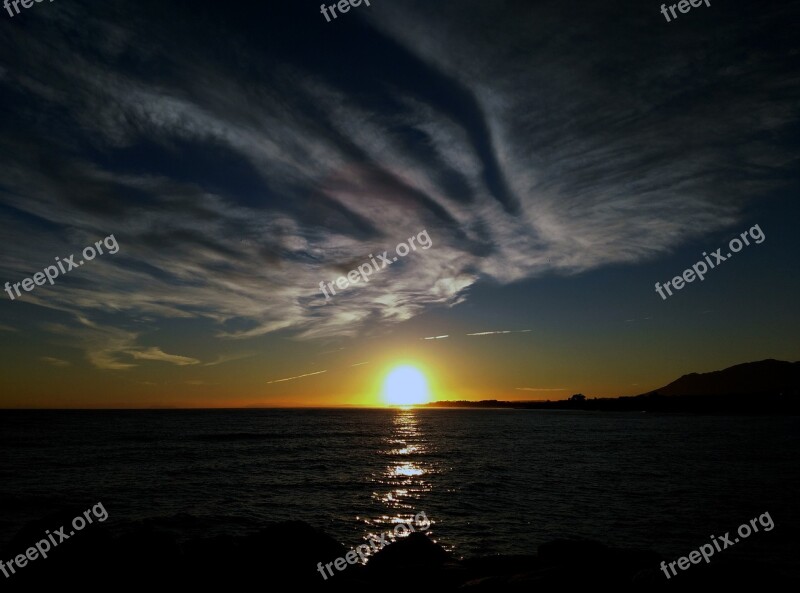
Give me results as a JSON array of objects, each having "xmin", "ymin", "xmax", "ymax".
[{"xmin": 1, "ymin": 408, "xmax": 798, "ymax": 576}]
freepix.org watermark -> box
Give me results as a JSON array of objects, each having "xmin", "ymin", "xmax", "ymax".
[
  {"xmin": 660, "ymin": 511, "xmax": 774, "ymax": 579},
  {"xmin": 4, "ymin": 0, "xmax": 56, "ymax": 19},
  {"xmin": 654, "ymin": 224, "xmax": 764, "ymax": 301},
  {"xmin": 316, "ymin": 511, "xmax": 431, "ymax": 580},
  {"xmin": 320, "ymin": 0, "xmax": 371, "ymax": 23},
  {"xmin": 659, "ymin": 0, "xmax": 711, "ymax": 23},
  {"xmin": 318, "ymin": 229, "xmax": 432, "ymax": 301},
  {"xmin": 0, "ymin": 502, "xmax": 109, "ymax": 579},
  {"xmin": 4, "ymin": 235, "xmax": 120, "ymax": 301}
]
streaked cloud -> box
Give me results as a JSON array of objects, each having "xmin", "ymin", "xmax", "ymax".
[
  {"xmin": 267, "ymin": 370, "xmax": 327, "ymax": 384},
  {"xmin": 0, "ymin": 0, "xmax": 796, "ymax": 367},
  {"xmin": 467, "ymin": 330, "xmax": 532, "ymax": 337},
  {"xmin": 203, "ymin": 352, "xmax": 256, "ymax": 367},
  {"xmin": 40, "ymin": 356, "xmax": 71, "ymax": 367},
  {"xmin": 125, "ymin": 347, "xmax": 200, "ymax": 366}
]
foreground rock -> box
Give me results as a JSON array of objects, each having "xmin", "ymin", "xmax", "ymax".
[{"xmin": 1, "ymin": 513, "xmax": 796, "ymax": 591}]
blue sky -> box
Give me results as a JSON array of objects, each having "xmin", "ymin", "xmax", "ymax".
[{"xmin": 0, "ymin": 0, "xmax": 798, "ymax": 406}]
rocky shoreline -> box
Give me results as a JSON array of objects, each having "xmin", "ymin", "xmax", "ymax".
[{"xmin": 2, "ymin": 514, "xmax": 795, "ymax": 591}]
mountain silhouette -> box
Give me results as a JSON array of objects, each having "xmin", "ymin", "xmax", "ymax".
[{"xmin": 648, "ymin": 359, "xmax": 800, "ymax": 397}]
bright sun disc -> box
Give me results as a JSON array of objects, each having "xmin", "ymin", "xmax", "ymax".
[{"xmin": 383, "ymin": 366, "xmax": 430, "ymax": 406}]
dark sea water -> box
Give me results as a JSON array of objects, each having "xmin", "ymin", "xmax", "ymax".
[{"xmin": 1, "ymin": 409, "xmax": 798, "ymax": 576}]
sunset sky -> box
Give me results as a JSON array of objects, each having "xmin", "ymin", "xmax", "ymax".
[{"xmin": 1, "ymin": 0, "xmax": 798, "ymax": 408}]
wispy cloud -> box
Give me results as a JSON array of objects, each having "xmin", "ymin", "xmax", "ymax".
[
  {"xmin": 0, "ymin": 0, "xmax": 796, "ymax": 361},
  {"xmin": 267, "ymin": 370, "xmax": 327, "ymax": 384},
  {"xmin": 125, "ymin": 347, "xmax": 200, "ymax": 366},
  {"xmin": 40, "ymin": 356, "xmax": 70, "ymax": 367},
  {"xmin": 203, "ymin": 352, "xmax": 256, "ymax": 367},
  {"xmin": 40, "ymin": 314, "xmax": 197, "ymax": 370},
  {"xmin": 467, "ymin": 330, "xmax": 532, "ymax": 337}
]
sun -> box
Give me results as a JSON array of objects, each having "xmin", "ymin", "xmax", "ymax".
[{"xmin": 383, "ymin": 366, "xmax": 430, "ymax": 406}]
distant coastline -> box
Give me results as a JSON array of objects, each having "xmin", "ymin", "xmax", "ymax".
[
  {"xmin": 426, "ymin": 359, "xmax": 800, "ymax": 414},
  {"xmin": 423, "ymin": 392, "xmax": 798, "ymax": 414}
]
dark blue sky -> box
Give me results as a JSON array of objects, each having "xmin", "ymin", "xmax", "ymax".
[{"xmin": 0, "ymin": 0, "xmax": 798, "ymax": 406}]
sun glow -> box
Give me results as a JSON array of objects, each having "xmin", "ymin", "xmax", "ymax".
[{"xmin": 382, "ymin": 366, "xmax": 430, "ymax": 406}]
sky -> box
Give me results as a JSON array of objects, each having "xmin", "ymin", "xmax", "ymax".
[{"xmin": 0, "ymin": 0, "xmax": 798, "ymax": 408}]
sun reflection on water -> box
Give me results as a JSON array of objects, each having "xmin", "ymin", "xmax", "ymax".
[
  {"xmin": 356, "ymin": 409, "xmax": 456, "ymax": 560},
  {"xmin": 369, "ymin": 409, "xmax": 434, "ymax": 521}
]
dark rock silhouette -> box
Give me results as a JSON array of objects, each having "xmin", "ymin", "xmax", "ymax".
[{"xmin": 2, "ymin": 515, "xmax": 797, "ymax": 591}]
